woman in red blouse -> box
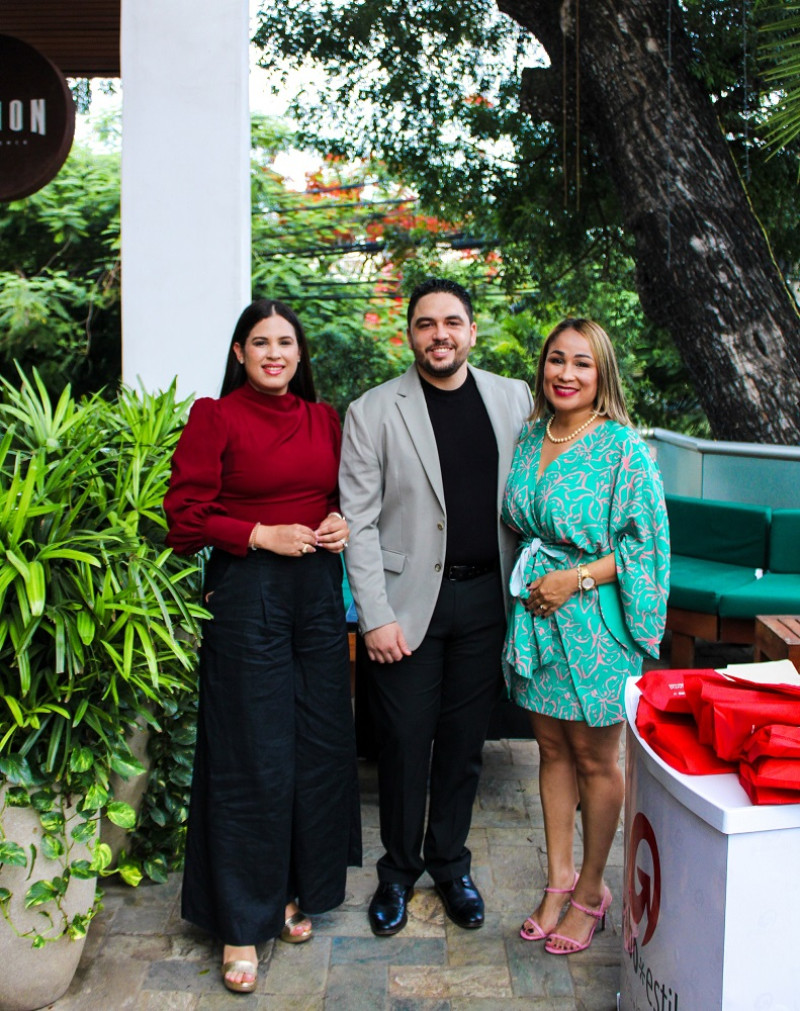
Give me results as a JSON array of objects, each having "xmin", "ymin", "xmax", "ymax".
[{"xmin": 164, "ymin": 299, "xmax": 361, "ymax": 994}]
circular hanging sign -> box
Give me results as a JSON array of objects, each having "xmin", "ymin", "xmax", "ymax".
[{"xmin": 0, "ymin": 34, "xmax": 76, "ymax": 202}]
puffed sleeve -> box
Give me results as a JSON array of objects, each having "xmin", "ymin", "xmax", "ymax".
[
  {"xmin": 609, "ymin": 433, "xmax": 671, "ymax": 658},
  {"xmin": 164, "ymin": 398, "xmax": 255, "ymax": 556}
]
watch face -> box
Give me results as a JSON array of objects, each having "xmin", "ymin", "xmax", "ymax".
[{"xmin": 581, "ymin": 576, "xmax": 596, "ymax": 591}]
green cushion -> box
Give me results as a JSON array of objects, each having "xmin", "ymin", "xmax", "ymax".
[
  {"xmin": 665, "ymin": 495, "xmax": 770, "ymax": 568},
  {"xmin": 768, "ymin": 510, "xmax": 800, "ymax": 574},
  {"xmin": 718, "ymin": 573, "xmax": 800, "ymax": 618},
  {"xmin": 668, "ymin": 555, "xmax": 762, "ymax": 613}
]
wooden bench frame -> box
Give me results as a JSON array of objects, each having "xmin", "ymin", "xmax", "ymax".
[{"xmin": 666, "ymin": 606, "xmax": 755, "ymax": 668}]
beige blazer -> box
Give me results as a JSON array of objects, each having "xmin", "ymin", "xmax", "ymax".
[{"xmin": 339, "ymin": 364, "xmax": 533, "ymax": 652}]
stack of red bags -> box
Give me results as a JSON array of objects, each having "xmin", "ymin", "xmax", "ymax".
[{"xmin": 635, "ymin": 668, "xmax": 800, "ymax": 805}]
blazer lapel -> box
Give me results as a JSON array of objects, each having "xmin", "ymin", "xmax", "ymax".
[
  {"xmin": 395, "ymin": 366, "xmax": 446, "ymax": 511},
  {"xmin": 471, "ymin": 365, "xmax": 517, "ymax": 510}
]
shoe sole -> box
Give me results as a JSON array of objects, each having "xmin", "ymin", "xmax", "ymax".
[
  {"xmin": 443, "ymin": 914, "xmax": 484, "ymax": 929},
  {"xmin": 369, "ymin": 913, "xmax": 408, "ymax": 937}
]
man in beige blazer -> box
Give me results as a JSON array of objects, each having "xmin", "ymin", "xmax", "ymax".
[{"xmin": 340, "ymin": 278, "xmax": 532, "ymax": 936}]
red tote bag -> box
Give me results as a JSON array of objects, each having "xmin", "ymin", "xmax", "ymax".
[
  {"xmin": 744, "ymin": 724, "xmax": 800, "ymax": 763},
  {"xmin": 635, "ymin": 697, "xmax": 735, "ymax": 775}
]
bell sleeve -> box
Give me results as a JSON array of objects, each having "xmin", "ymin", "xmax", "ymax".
[{"xmin": 608, "ymin": 433, "xmax": 671, "ymax": 658}]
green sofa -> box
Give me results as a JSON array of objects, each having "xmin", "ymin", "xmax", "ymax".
[{"xmin": 665, "ymin": 495, "xmax": 800, "ymax": 666}]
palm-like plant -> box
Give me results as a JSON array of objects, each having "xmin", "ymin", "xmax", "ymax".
[
  {"xmin": 0, "ymin": 370, "xmax": 205, "ymax": 947},
  {"xmin": 760, "ymin": 4, "xmax": 800, "ymax": 151}
]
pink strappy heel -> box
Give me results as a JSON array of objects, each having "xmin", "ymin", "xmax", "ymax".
[
  {"xmin": 544, "ymin": 885, "xmax": 612, "ymax": 955},
  {"xmin": 519, "ymin": 871, "xmax": 579, "ymax": 942}
]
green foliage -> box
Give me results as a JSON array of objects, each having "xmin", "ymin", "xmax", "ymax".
[
  {"xmin": 758, "ymin": 4, "xmax": 800, "ymax": 155},
  {"xmin": 253, "ymin": 0, "xmax": 800, "ymax": 424},
  {"xmin": 127, "ymin": 693, "xmax": 197, "ymax": 880},
  {"xmin": 0, "ymin": 371, "xmax": 206, "ymax": 944},
  {"xmin": 251, "ymin": 115, "xmax": 416, "ymax": 413},
  {"xmin": 0, "ymin": 143, "xmax": 121, "ymax": 398}
]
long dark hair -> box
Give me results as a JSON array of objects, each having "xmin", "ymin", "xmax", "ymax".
[{"xmin": 219, "ymin": 299, "xmax": 318, "ymax": 401}]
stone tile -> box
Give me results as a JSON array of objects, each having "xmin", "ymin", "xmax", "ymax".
[
  {"xmin": 469, "ymin": 807, "xmax": 532, "ymax": 829},
  {"xmin": 445, "ymin": 914, "xmax": 507, "ymax": 967},
  {"xmin": 485, "ymin": 826, "xmax": 537, "ymax": 850},
  {"xmin": 481, "ymin": 844, "xmax": 545, "ymax": 894},
  {"xmin": 167, "ymin": 931, "xmax": 220, "ymax": 961},
  {"xmin": 331, "ymin": 935, "xmax": 445, "ymax": 965},
  {"xmin": 135, "ymin": 992, "xmax": 199, "ymax": 1010},
  {"xmin": 571, "ymin": 961, "xmax": 622, "ymax": 1010},
  {"xmin": 454, "ymin": 999, "xmax": 577, "ymax": 1010},
  {"xmin": 464, "ymin": 827, "xmax": 490, "ymax": 861},
  {"xmin": 389, "ymin": 965, "xmax": 512, "ymax": 1001},
  {"xmin": 311, "ymin": 909, "xmax": 375, "ymax": 938},
  {"xmin": 505, "ymin": 937, "xmax": 574, "ymax": 998},
  {"xmin": 109, "ymin": 902, "xmax": 177, "ymax": 936},
  {"xmin": 482, "ymin": 740, "xmax": 512, "ymax": 760},
  {"xmin": 55, "ymin": 954, "xmax": 150, "ymax": 1009},
  {"xmin": 324, "ymin": 962, "xmax": 387, "ymax": 1009},
  {"xmin": 342, "ymin": 865, "xmax": 381, "ymax": 908},
  {"xmin": 96, "ymin": 930, "xmax": 174, "ymax": 961},
  {"xmin": 261, "ymin": 935, "xmax": 330, "ymax": 994},
  {"xmin": 195, "ymin": 996, "xmax": 274, "ymax": 1011},
  {"xmin": 391, "ymin": 999, "xmax": 451, "ymax": 1011},
  {"xmin": 45, "ymin": 737, "xmax": 638, "ymax": 1010},
  {"xmin": 475, "ymin": 777, "xmax": 529, "ymax": 816},
  {"xmin": 144, "ymin": 958, "xmax": 220, "ymax": 994}
]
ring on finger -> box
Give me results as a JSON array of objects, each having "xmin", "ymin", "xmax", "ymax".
[{"xmin": 301, "ymin": 543, "xmax": 310, "ymax": 554}]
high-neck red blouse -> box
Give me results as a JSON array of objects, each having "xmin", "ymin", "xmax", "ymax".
[{"xmin": 164, "ymin": 382, "xmax": 342, "ymax": 556}]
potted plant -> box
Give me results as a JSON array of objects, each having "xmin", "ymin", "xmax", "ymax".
[{"xmin": 0, "ymin": 370, "xmax": 205, "ymax": 1011}]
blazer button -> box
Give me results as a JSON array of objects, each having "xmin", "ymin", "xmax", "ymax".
[
  {"xmin": 434, "ymin": 563, "xmax": 442, "ymax": 572},
  {"xmin": 437, "ymin": 521, "xmax": 444, "ymax": 530}
]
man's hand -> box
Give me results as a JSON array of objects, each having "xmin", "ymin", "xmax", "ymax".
[{"xmin": 364, "ymin": 622, "xmax": 412, "ymax": 663}]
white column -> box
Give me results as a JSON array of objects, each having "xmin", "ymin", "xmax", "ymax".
[{"xmin": 120, "ymin": 0, "xmax": 251, "ymax": 399}]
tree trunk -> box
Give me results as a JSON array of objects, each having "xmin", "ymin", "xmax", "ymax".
[{"xmin": 497, "ymin": 0, "xmax": 800, "ymax": 443}]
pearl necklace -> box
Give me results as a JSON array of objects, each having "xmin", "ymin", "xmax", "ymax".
[{"xmin": 545, "ymin": 411, "xmax": 599, "ymax": 444}]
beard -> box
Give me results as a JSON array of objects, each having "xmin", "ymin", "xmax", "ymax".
[{"xmin": 412, "ymin": 343, "xmax": 469, "ymax": 379}]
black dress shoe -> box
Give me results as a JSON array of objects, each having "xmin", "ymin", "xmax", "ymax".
[
  {"xmin": 434, "ymin": 874, "xmax": 484, "ymax": 929},
  {"xmin": 368, "ymin": 882, "xmax": 414, "ymax": 936}
]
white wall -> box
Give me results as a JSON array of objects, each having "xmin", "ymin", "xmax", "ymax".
[{"xmin": 120, "ymin": 0, "xmax": 251, "ymax": 399}]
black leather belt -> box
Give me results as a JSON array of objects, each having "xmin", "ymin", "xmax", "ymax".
[{"xmin": 443, "ymin": 561, "xmax": 498, "ymax": 581}]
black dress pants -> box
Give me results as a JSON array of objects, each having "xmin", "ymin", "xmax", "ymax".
[
  {"xmin": 182, "ymin": 549, "xmax": 361, "ymax": 945},
  {"xmin": 367, "ymin": 570, "xmax": 505, "ymax": 886}
]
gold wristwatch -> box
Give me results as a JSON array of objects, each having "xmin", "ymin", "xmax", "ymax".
[{"xmin": 577, "ymin": 564, "xmax": 597, "ymax": 593}]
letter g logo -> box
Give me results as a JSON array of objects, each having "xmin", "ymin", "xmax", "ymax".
[{"xmin": 627, "ymin": 811, "xmax": 661, "ymax": 946}]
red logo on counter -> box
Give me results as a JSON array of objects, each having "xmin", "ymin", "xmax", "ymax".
[{"xmin": 627, "ymin": 811, "xmax": 661, "ymax": 945}]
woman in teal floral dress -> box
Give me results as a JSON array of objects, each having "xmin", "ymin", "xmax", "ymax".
[{"xmin": 503, "ymin": 318, "xmax": 669, "ymax": 956}]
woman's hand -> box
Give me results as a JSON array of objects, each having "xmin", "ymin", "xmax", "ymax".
[
  {"xmin": 524, "ymin": 570, "xmax": 576, "ymax": 618},
  {"xmin": 314, "ymin": 512, "xmax": 350, "ymax": 554},
  {"xmin": 257, "ymin": 523, "xmax": 318, "ymax": 557}
]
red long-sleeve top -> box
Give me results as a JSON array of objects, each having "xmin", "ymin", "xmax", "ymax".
[{"xmin": 164, "ymin": 382, "xmax": 342, "ymax": 557}]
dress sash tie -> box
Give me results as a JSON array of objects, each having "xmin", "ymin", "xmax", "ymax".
[{"xmin": 507, "ymin": 537, "xmax": 569, "ymax": 670}]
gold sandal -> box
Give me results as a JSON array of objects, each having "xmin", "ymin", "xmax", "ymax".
[
  {"xmin": 221, "ymin": 959, "xmax": 257, "ymax": 993},
  {"xmin": 280, "ymin": 909, "xmax": 313, "ymax": 944}
]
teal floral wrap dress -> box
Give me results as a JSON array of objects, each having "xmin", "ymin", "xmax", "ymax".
[{"xmin": 502, "ymin": 418, "xmax": 670, "ymax": 727}]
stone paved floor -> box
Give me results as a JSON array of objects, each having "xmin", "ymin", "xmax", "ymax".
[
  {"xmin": 50, "ymin": 739, "xmax": 623, "ymax": 1011},
  {"xmin": 49, "ymin": 638, "xmax": 752, "ymax": 1011}
]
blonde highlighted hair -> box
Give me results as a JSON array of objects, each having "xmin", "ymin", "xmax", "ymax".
[{"xmin": 530, "ymin": 317, "xmax": 631, "ymax": 426}]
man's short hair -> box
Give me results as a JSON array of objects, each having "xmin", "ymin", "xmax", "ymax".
[{"xmin": 407, "ymin": 278, "xmax": 474, "ymax": 327}]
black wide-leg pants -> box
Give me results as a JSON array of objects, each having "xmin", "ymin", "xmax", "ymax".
[
  {"xmin": 181, "ymin": 549, "xmax": 362, "ymax": 945},
  {"xmin": 367, "ymin": 570, "xmax": 505, "ymax": 886}
]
